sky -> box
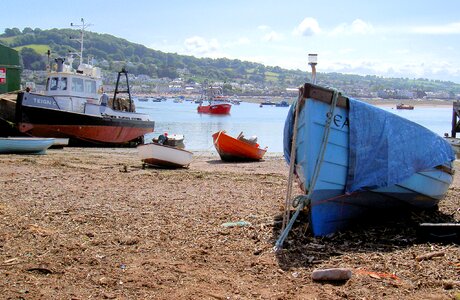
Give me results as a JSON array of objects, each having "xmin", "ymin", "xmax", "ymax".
[{"xmin": 2, "ymin": 0, "xmax": 460, "ymax": 83}]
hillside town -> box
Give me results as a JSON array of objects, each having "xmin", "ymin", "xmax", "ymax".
[{"xmin": 21, "ymin": 68, "xmax": 460, "ymax": 101}]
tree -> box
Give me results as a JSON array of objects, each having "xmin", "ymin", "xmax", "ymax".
[
  {"xmin": 20, "ymin": 47, "xmax": 46, "ymax": 70},
  {"xmin": 22, "ymin": 27, "xmax": 34, "ymax": 34},
  {"xmin": 4, "ymin": 27, "xmax": 21, "ymax": 37}
]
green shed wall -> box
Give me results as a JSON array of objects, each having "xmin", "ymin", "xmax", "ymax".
[{"xmin": 0, "ymin": 44, "xmax": 22, "ymax": 93}]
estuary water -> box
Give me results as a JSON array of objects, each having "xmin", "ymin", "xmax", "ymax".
[{"xmin": 136, "ymin": 98, "xmax": 453, "ymax": 153}]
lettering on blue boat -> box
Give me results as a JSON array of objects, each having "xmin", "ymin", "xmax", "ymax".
[{"xmin": 332, "ymin": 114, "xmax": 349, "ymax": 128}]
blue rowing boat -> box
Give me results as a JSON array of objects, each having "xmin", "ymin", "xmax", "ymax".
[
  {"xmin": 282, "ymin": 84, "xmax": 455, "ymax": 237},
  {"xmin": 0, "ymin": 137, "xmax": 55, "ymax": 154}
]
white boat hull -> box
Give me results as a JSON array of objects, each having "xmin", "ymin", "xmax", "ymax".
[{"xmin": 137, "ymin": 143, "xmax": 193, "ymax": 168}]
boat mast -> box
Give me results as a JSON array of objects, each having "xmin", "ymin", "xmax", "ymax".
[
  {"xmin": 70, "ymin": 18, "xmax": 92, "ymax": 65},
  {"xmin": 113, "ymin": 68, "xmax": 133, "ymax": 112},
  {"xmin": 308, "ymin": 53, "xmax": 318, "ymax": 84}
]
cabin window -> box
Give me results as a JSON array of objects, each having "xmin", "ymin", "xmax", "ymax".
[
  {"xmin": 50, "ymin": 77, "xmax": 59, "ymax": 90},
  {"xmin": 59, "ymin": 77, "xmax": 67, "ymax": 90},
  {"xmin": 71, "ymin": 78, "xmax": 84, "ymax": 93},
  {"xmin": 85, "ymin": 80, "xmax": 96, "ymax": 94}
]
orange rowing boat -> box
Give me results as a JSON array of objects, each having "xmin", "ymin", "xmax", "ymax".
[{"xmin": 212, "ymin": 130, "xmax": 267, "ymax": 161}]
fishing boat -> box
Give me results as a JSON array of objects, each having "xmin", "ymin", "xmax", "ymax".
[
  {"xmin": 197, "ymin": 103, "xmax": 231, "ymax": 114},
  {"xmin": 0, "ymin": 137, "xmax": 55, "ymax": 154},
  {"xmin": 396, "ymin": 103, "xmax": 414, "ymax": 110},
  {"xmin": 13, "ymin": 20, "xmax": 154, "ymax": 146},
  {"xmin": 137, "ymin": 142, "xmax": 193, "ymax": 168},
  {"xmin": 281, "ymin": 83, "xmax": 454, "ymax": 238},
  {"xmin": 212, "ymin": 130, "xmax": 267, "ymax": 161},
  {"xmin": 197, "ymin": 86, "xmax": 231, "ymax": 115}
]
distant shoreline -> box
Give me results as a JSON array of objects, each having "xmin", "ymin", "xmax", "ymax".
[
  {"xmin": 134, "ymin": 93, "xmax": 455, "ymax": 108},
  {"xmin": 359, "ymin": 98, "xmax": 454, "ymax": 108}
]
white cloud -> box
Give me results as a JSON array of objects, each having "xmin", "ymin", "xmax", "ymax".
[
  {"xmin": 316, "ymin": 58, "xmax": 460, "ymax": 81},
  {"xmin": 184, "ymin": 36, "xmax": 220, "ymax": 55},
  {"xmin": 258, "ymin": 25, "xmax": 270, "ymax": 31},
  {"xmin": 330, "ymin": 19, "xmax": 375, "ymax": 36},
  {"xmin": 262, "ymin": 31, "xmax": 283, "ymax": 42},
  {"xmin": 411, "ymin": 22, "xmax": 460, "ymax": 34},
  {"xmin": 293, "ymin": 17, "xmax": 321, "ymax": 36}
]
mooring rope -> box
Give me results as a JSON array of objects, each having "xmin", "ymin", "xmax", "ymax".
[
  {"xmin": 281, "ymin": 90, "xmax": 304, "ymax": 232},
  {"xmin": 275, "ymin": 89, "xmax": 340, "ymax": 250}
]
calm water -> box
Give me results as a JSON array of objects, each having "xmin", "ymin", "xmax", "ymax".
[{"xmin": 136, "ymin": 98, "xmax": 453, "ymax": 153}]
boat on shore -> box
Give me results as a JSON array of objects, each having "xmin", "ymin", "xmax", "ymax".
[
  {"xmin": 50, "ymin": 138, "xmax": 69, "ymax": 149},
  {"xmin": 444, "ymin": 136, "xmax": 460, "ymax": 159},
  {"xmin": 11, "ymin": 20, "xmax": 155, "ymax": 146},
  {"xmin": 151, "ymin": 133, "xmax": 185, "ymax": 149},
  {"xmin": 137, "ymin": 142, "xmax": 193, "ymax": 168},
  {"xmin": 396, "ymin": 103, "xmax": 414, "ymax": 110},
  {"xmin": 212, "ymin": 130, "xmax": 267, "ymax": 161},
  {"xmin": 0, "ymin": 137, "xmax": 55, "ymax": 154},
  {"xmin": 281, "ymin": 83, "xmax": 454, "ymax": 237}
]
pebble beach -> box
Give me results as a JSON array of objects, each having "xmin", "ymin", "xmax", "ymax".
[{"xmin": 0, "ymin": 148, "xmax": 459, "ymax": 299}]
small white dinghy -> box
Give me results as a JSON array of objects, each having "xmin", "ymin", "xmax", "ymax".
[
  {"xmin": 137, "ymin": 142, "xmax": 193, "ymax": 168},
  {"xmin": 0, "ymin": 137, "xmax": 55, "ymax": 154}
]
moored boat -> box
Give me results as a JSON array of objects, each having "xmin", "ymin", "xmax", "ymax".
[
  {"xmin": 212, "ymin": 130, "xmax": 267, "ymax": 161},
  {"xmin": 0, "ymin": 137, "xmax": 55, "ymax": 154},
  {"xmin": 275, "ymin": 100, "xmax": 290, "ymax": 107},
  {"xmin": 137, "ymin": 142, "xmax": 193, "ymax": 168},
  {"xmin": 281, "ymin": 83, "xmax": 454, "ymax": 238},
  {"xmin": 396, "ymin": 103, "xmax": 414, "ymax": 110},
  {"xmin": 197, "ymin": 86, "xmax": 232, "ymax": 115},
  {"xmin": 197, "ymin": 103, "xmax": 231, "ymax": 114},
  {"xmin": 261, "ymin": 100, "xmax": 276, "ymax": 106}
]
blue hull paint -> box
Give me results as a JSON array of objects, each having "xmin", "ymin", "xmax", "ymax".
[
  {"xmin": 0, "ymin": 137, "xmax": 55, "ymax": 154},
  {"xmin": 292, "ymin": 91, "xmax": 453, "ymax": 236}
]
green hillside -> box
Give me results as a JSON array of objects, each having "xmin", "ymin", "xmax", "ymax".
[
  {"xmin": 13, "ymin": 44, "xmax": 49, "ymax": 54},
  {"xmin": 1, "ymin": 27, "xmax": 460, "ymax": 96}
]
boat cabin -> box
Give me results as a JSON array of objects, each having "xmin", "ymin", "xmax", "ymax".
[{"xmin": 44, "ymin": 58, "xmax": 103, "ymax": 112}]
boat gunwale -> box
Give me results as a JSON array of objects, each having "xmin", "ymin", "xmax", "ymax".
[{"xmin": 137, "ymin": 142, "xmax": 193, "ymax": 155}]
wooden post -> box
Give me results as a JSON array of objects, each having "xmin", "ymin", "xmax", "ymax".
[{"xmin": 452, "ymin": 101, "xmax": 460, "ymax": 138}]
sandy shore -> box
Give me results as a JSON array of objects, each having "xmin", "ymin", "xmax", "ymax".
[{"xmin": 0, "ymin": 148, "xmax": 459, "ymax": 299}]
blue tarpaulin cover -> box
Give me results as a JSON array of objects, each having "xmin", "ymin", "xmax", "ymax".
[
  {"xmin": 283, "ymin": 104, "xmax": 295, "ymax": 165},
  {"xmin": 346, "ymin": 99, "xmax": 454, "ymax": 192},
  {"xmin": 283, "ymin": 98, "xmax": 455, "ymax": 193}
]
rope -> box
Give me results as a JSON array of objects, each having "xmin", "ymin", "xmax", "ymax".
[
  {"xmin": 275, "ymin": 89, "xmax": 340, "ymax": 250},
  {"xmin": 281, "ymin": 90, "xmax": 303, "ymax": 232}
]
